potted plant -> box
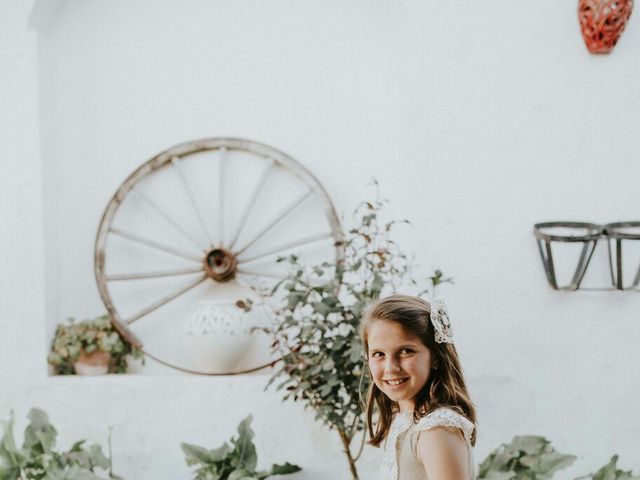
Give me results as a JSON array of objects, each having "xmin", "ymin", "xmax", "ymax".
[
  {"xmin": 264, "ymin": 185, "xmax": 448, "ymax": 480},
  {"xmin": 181, "ymin": 415, "xmax": 301, "ymax": 480},
  {"xmin": 0, "ymin": 407, "xmax": 122, "ymax": 479},
  {"xmin": 47, "ymin": 314, "xmax": 143, "ymax": 375}
]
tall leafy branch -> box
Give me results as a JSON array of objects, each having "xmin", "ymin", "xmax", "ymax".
[{"xmin": 265, "ymin": 187, "xmax": 442, "ymax": 479}]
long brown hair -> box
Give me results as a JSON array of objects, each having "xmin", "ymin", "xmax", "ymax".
[{"xmin": 360, "ymin": 294, "xmax": 477, "ymax": 446}]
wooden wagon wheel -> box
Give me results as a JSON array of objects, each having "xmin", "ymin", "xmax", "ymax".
[{"xmin": 95, "ymin": 138, "xmax": 344, "ymax": 374}]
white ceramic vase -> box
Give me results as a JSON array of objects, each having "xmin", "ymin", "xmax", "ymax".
[{"xmin": 183, "ymin": 300, "xmax": 257, "ymax": 373}]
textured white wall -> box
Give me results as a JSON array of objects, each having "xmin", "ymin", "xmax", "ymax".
[{"xmin": 2, "ymin": 0, "xmax": 640, "ymax": 478}]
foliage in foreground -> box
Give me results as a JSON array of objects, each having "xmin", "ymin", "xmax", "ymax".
[
  {"xmin": 48, "ymin": 314, "xmax": 143, "ymax": 375},
  {"xmin": 577, "ymin": 455, "xmax": 640, "ymax": 480},
  {"xmin": 0, "ymin": 408, "xmax": 120, "ymax": 480},
  {"xmin": 479, "ymin": 435, "xmax": 577, "ymax": 479},
  {"xmin": 479, "ymin": 435, "xmax": 639, "ymax": 480},
  {"xmin": 181, "ymin": 415, "xmax": 301, "ymax": 480}
]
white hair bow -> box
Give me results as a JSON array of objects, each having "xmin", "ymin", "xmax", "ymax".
[{"xmin": 430, "ymin": 298, "xmax": 454, "ymax": 344}]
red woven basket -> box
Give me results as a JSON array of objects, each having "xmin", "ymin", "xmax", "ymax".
[{"xmin": 578, "ymin": 0, "xmax": 633, "ymax": 53}]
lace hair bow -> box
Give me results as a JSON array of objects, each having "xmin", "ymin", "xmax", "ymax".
[{"xmin": 430, "ymin": 298, "xmax": 454, "ymax": 344}]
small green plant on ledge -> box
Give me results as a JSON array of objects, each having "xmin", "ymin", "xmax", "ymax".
[
  {"xmin": 47, "ymin": 314, "xmax": 143, "ymax": 375},
  {"xmin": 0, "ymin": 408, "xmax": 121, "ymax": 480},
  {"xmin": 478, "ymin": 435, "xmax": 639, "ymax": 480},
  {"xmin": 181, "ymin": 415, "xmax": 301, "ymax": 480}
]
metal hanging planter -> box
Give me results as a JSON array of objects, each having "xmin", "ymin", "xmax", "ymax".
[
  {"xmin": 603, "ymin": 222, "xmax": 640, "ymax": 290},
  {"xmin": 533, "ymin": 222, "xmax": 603, "ymax": 290},
  {"xmin": 578, "ymin": 0, "xmax": 634, "ymax": 54}
]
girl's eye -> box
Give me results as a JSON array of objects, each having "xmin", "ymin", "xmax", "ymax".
[
  {"xmin": 400, "ymin": 348, "xmax": 414, "ymax": 355},
  {"xmin": 370, "ymin": 351, "xmax": 384, "ymax": 358}
]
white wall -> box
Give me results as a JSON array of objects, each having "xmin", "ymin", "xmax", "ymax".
[
  {"xmin": 0, "ymin": 0, "xmax": 46, "ymax": 380},
  {"xmin": 2, "ymin": 0, "xmax": 639, "ymax": 478}
]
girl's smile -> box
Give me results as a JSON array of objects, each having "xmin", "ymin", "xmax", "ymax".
[
  {"xmin": 383, "ymin": 377, "xmax": 411, "ymax": 391},
  {"xmin": 367, "ymin": 319, "xmax": 433, "ymax": 413}
]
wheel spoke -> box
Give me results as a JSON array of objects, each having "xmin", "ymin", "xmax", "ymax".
[
  {"xmin": 228, "ymin": 161, "xmax": 274, "ymax": 250},
  {"xmin": 234, "ymin": 189, "xmax": 313, "ymax": 257},
  {"xmin": 125, "ymin": 274, "xmax": 208, "ymax": 324},
  {"xmin": 236, "ymin": 268, "xmax": 288, "ymax": 280},
  {"xmin": 238, "ymin": 232, "xmax": 334, "ymax": 265},
  {"xmin": 217, "ymin": 147, "xmax": 227, "ymax": 247},
  {"xmin": 109, "ymin": 227, "xmax": 202, "ymax": 263},
  {"xmin": 106, "ymin": 267, "xmax": 204, "ymax": 281},
  {"xmin": 170, "ymin": 156, "xmax": 214, "ymax": 248},
  {"xmin": 135, "ymin": 188, "xmax": 205, "ymax": 252}
]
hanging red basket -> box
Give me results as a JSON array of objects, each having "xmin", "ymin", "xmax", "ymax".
[{"xmin": 578, "ymin": 0, "xmax": 633, "ymax": 53}]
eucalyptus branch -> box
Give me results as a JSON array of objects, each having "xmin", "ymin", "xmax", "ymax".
[{"xmin": 353, "ymin": 424, "xmax": 367, "ymax": 462}]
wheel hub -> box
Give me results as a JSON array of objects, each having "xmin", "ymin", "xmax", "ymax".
[{"xmin": 204, "ymin": 248, "xmax": 237, "ymax": 282}]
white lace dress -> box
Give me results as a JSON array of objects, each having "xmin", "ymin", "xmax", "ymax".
[{"xmin": 379, "ymin": 407, "xmax": 476, "ymax": 480}]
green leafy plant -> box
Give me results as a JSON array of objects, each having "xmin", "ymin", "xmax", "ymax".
[
  {"xmin": 47, "ymin": 314, "xmax": 143, "ymax": 374},
  {"xmin": 266, "ymin": 186, "xmax": 446, "ymax": 480},
  {"xmin": 0, "ymin": 408, "xmax": 121, "ymax": 480},
  {"xmin": 180, "ymin": 415, "xmax": 301, "ymax": 480},
  {"xmin": 478, "ymin": 435, "xmax": 577, "ymax": 479},
  {"xmin": 479, "ymin": 435, "xmax": 639, "ymax": 480},
  {"xmin": 576, "ymin": 455, "xmax": 640, "ymax": 480}
]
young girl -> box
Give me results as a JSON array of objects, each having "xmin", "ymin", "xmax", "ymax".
[{"xmin": 361, "ymin": 295, "xmax": 477, "ymax": 480}]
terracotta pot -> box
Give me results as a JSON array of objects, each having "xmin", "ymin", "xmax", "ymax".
[
  {"xmin": 73, "ymin": 350, "xmax": 111, "ymax": 375},
  {"xmin": 578, "ymin": 0, "xmax": 633, "ymax": 53}
]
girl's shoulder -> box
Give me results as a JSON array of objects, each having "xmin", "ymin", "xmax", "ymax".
[{"xmin": 412, "ymin": 407, "xmax": 474, "ymax": 442}]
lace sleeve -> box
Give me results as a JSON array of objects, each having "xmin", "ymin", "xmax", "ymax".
[{"xmin": 410, "ymin": 408, "xmax": 474, "ymax": 461}]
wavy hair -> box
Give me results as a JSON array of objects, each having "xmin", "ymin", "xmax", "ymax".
[{"xmin": 360, "ymin": 294, "xmax": 477, "ymax": 447}]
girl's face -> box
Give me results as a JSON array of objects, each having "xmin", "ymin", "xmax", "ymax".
[{"xmin": 367, "ymin": 319, "xmax": 432, "ymax": 413}]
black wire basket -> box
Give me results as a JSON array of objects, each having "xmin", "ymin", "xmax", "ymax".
[
  {"xmin": 533, "ymin": 222, "xmax": 603, "ymax": 290},
  {"xmin": 603, "ymin": 222, "xmax": 640, "ymax": 290}
]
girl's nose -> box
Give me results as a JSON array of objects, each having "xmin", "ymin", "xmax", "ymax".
[{"xmin": 384, "ymin": 358, "xmax": 401, "ymax": 373}]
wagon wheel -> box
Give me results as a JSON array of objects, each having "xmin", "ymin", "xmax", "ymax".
[{"xmin": 95, "ymin": 138, "xmax": 344, "ymax": 375}]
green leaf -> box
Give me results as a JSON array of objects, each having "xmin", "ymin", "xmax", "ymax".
[
  {"xmin": 583, "ymin": 455, "xmax": 640, "ymax": 480},
  {"xmin": 533, "ymin": 450, "xmax": 576, "ymax": 476},
  {"xmin": 270, "ymin": 462, "xmax": 302, "ymax": 475},
  {"xmin": 24, "ymin": 408, "xmax": 58, "ymax": 454},
  {"xmin": 233, "ymin": 416, "xmax": 257, "ymax": 471},
  {"xmin": 228, "ymin": 469, "xmax": 250, "ymax": 480},
  {"xmin": 482, "ymin": 472, "xmax": 515, "ymax": 480},
  {"xmin": 0, "ymin": 415, "xmax": 23, "ymax": 471},
  {"xmin": 86, "ymin": 444, "xmax": 110, "ymax": 471},
  {"xmin": 510, "ymin": 436, "xmax": 548, "ymax": 456},
  {"xmin": 181, "ymin": 442, "xmax": 231, "ymax": 465},
  {"xmin": 51, "ymin": 464, "xmax": 104, "ymax": 480}
]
